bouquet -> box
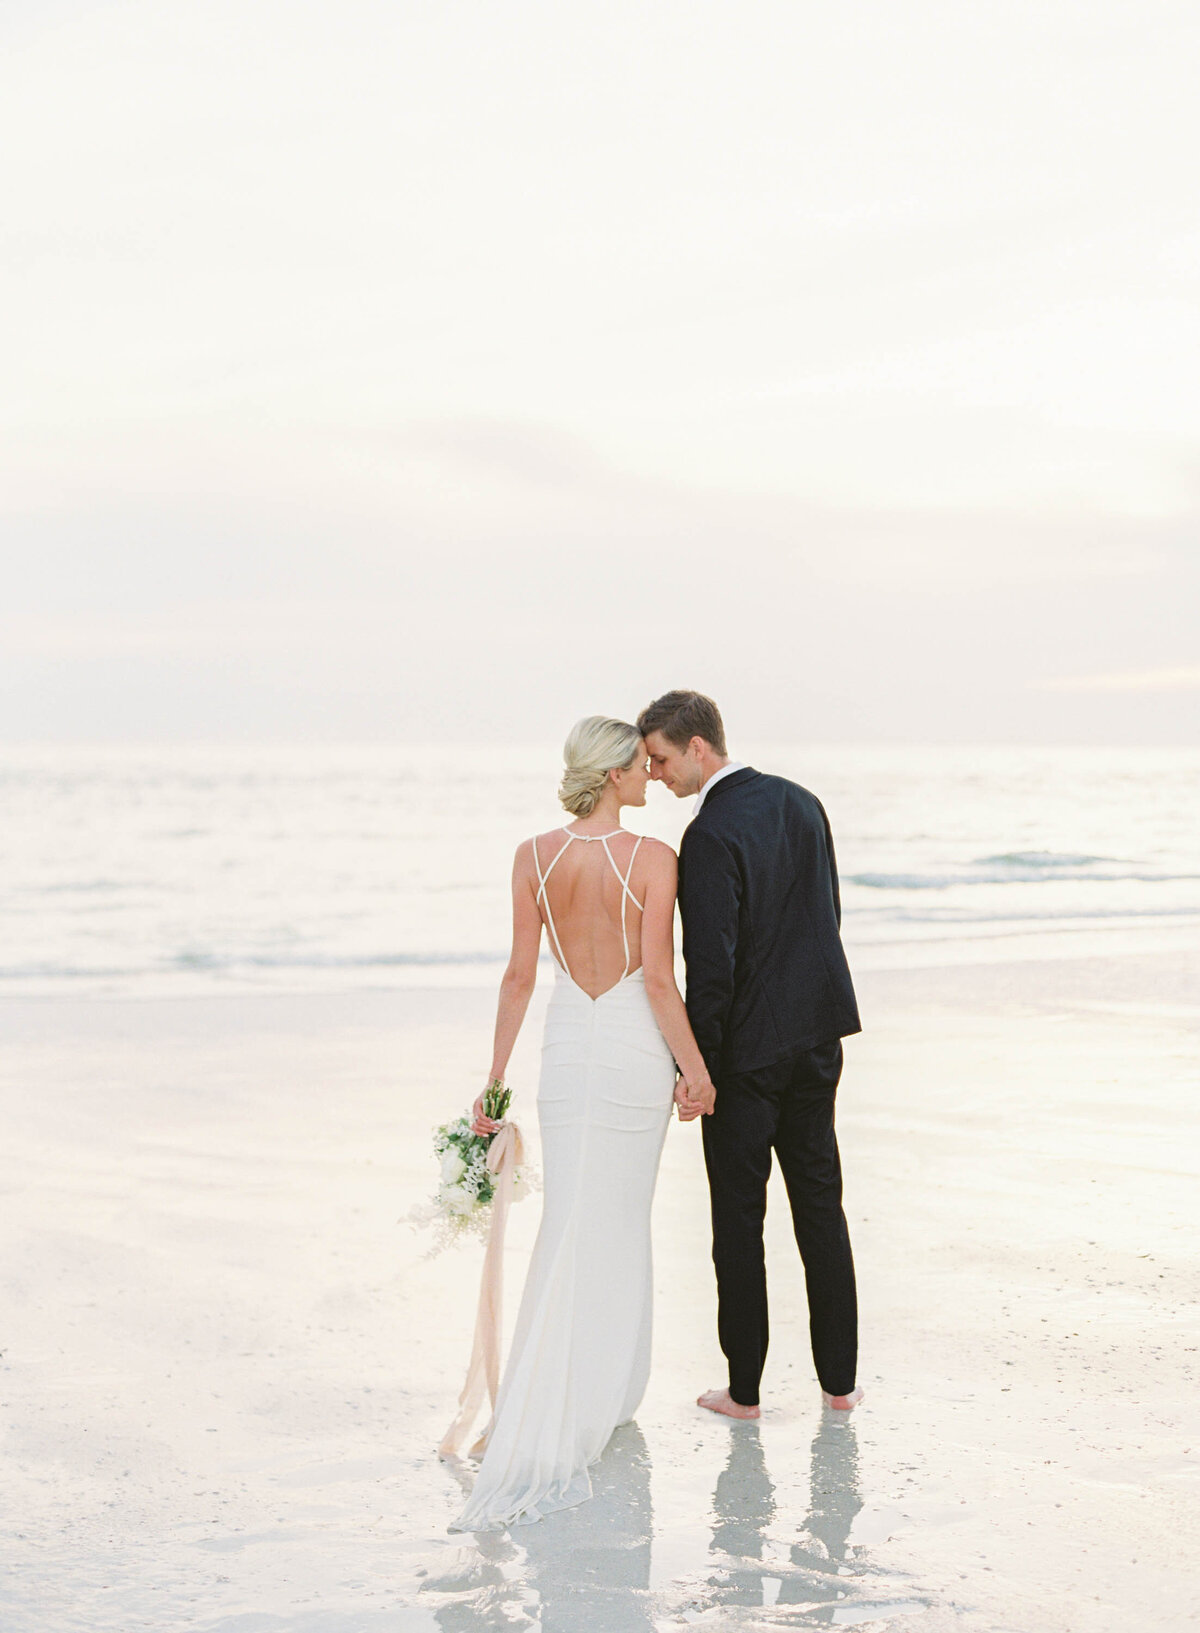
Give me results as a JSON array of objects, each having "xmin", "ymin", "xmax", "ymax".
[
  {"xmin": 428, "ymin": 1079, "xmax": 535, "ymax": 1456},
  {"xmin": 412, "ymin": 1080, "xmax": 535, "ymax": 1253}
]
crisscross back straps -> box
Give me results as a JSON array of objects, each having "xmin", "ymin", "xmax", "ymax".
[
  {"xmin": 532, "ymin": 833, "xmax": 575, "ymax": 980},
  {"xmin": 600, "ymin": 833, "xmax": 644, "ymax": 976},
  {"xmin": 533, "ymin": 829, "xmax": 645, "ymax": 983}
]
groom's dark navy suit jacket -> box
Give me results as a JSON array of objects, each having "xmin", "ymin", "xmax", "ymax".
[{"xmin": 678, "ymin": 767, "xmax": 860, "ymax": 1078}]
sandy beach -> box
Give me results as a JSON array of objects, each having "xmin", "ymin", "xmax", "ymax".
[{"xmin": 2, "ymin": 948, "xmax": 1197, "ymax": 1632}]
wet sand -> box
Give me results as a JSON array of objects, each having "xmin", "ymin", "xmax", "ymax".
[{"xmin": 1, "ymin": 950, "xmax": 1197, "ymax": 1631}]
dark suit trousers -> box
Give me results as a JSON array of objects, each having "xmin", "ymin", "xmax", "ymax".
[{"xmin": 701, "ymin": 1041, "xmax": 857, "ymax": 1403}]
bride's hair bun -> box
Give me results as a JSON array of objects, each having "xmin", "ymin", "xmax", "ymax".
[{"xmin": 559, "ymin": 717, "xmax": 642, "ymax": 817}]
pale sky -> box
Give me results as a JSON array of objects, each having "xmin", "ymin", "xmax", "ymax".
[{"xmin": 3, "ymin": 0, "xmax": 1198, "ymax": 743}]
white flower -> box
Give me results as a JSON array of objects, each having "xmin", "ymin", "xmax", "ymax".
[
  {"xmin": 440, "ymin": 1148, "xmax": 467, "ymax": 1185},
  {"xmin": 443, "ymin": 1183, "xmax": 478, "ymax": 1216},
  {"xmin": 512, "ymin": 1170, "xmax": 529, "ymax": 1201}
]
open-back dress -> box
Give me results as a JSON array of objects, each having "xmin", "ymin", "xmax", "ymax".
[{"xmin": 451, "ymin": 827, "xmax": 676, "ymax": 1532}]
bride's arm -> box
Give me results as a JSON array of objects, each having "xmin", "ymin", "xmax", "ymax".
[
  {"xmin": 639, "ymin": 842, "xmax": 716, "ymax": 1118},
  {"xmin": 471, "ymin": 842, "xmax": 542, "ymax": 1135}
]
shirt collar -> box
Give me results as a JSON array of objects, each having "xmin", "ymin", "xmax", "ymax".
[{"xmin": 692, "ymin": 760, "xmax": 746, "ymax": 816}]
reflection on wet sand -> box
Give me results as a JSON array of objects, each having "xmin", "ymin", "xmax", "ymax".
[
  {"xmin": 691, "ymin": 1415, "xmax": 928, "ymax": 1625},
  {"xmin": 422, "ymin": 1523, "xmax": 528, "ymax": 1633},
  {"xmin": 795, "ymin": 1409, "xmax": 865, "ymax": 1570},
  {"xmin": 425, "ymin": 1415, "xmax": 925, "ymax": 1629},
  {"xmin": 426, "ymin": 1423, "xmax": 655, "ymax": 1632},
  {"xmin": 518, "ymin": 1423, "xmax": 655, "ymax": 1631},
  {"xmin": 704, "ymin": 1414, "xmax": 864, "ymax": 1612}
]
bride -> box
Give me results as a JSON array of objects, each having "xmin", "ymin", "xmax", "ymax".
[{"xmin": 449, "ymin": 716, "xmax": 715, "ymax": 1533}]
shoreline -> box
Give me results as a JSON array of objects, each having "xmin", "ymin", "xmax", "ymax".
[
  {"xmin": 3, "ymin": 914, "xmax": 1198, "ymax": 1009},
  {"xmin": 1, "ymin": 936, "xmax": 1197, "ymax": 1016}
]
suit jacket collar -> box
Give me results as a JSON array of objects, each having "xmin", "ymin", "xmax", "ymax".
[{"xmin": 693, "ymin": 765, "xmax": 757, "ymax": 811}]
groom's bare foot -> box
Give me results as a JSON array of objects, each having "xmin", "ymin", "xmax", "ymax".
[
  {"xmin": 697, "ymin": 1387, "xmax": 760, "ymax": 1420},
  {"xmin": 821, "ymin": 1386, "xmax": 865, "ymax": 1410}
]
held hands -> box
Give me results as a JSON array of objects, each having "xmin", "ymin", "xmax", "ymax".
[{"xmin": 674, "ymin": 1070, "xmax": 716, "ymax": 1122}]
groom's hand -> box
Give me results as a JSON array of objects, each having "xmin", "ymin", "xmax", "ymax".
[{"xmin": 688, "ymin": 1073, "xmax": 716, "ymax": 1116}]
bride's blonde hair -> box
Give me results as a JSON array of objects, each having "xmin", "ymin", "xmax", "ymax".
[{"xmin": 558, "ymin": 716, "xmax": 642, "ymax": 818}]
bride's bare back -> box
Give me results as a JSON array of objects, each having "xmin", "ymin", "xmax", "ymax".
[
  {"xmin": 474, "ymin": 745, "xmax": 714, "ymax": 1142},
  {"xmin": 529, "ymin": 826, "xmax": 646, "ymax": 1000}
]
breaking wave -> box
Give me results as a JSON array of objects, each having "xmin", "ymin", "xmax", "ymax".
[{"xmin": 849, "ymin": 851, "xmax": 1199, "ymax": 891}]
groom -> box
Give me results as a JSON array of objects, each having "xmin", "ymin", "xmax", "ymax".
[{"xmin": 637, "ymin": 690, "xmax": 863, "ymax": 1416}]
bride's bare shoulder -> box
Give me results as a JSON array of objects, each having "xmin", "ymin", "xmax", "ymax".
[
  {"xmin": 635, "ymin": 836, "xmax": 678, "ymax": 869},
  {"xmin": 514, "ymin": 829, "xmax": 570, "ymax": 864}
]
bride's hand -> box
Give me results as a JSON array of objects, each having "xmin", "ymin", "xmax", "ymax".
[
  {"xmin": 685, "ymin": 1072, "xmax": 716, "ymax": 1117},
  {"xmin": 471, "ymin": 1091, "xmax": 504, "ymax": 1137},
  {"xmin": 675, "ymin": 1072, "xmax": 715, "ymax": 1120}
]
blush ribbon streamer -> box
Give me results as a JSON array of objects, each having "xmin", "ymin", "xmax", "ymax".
[{"xmin": 438, "ymin": 1120, "xmax": 525, "ymax": 1459}]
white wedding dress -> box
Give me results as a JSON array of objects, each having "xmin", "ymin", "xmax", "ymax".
[{"xmin": 451, "ymin": 828, "xmax": 676, "ymax": 1532}]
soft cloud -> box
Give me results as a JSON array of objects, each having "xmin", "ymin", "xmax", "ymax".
[
  {"xmin": 1040, "ymin": 666, "xmax": 1200, "ymax": 694},
  {"xmin": 2, "ymin": 0, "xmax": 1198, "ymax": 743}
]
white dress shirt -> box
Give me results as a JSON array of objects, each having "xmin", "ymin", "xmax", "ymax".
[{"xmin": 692, "ymin": 761, "xmax": 746, "ymax": 817}]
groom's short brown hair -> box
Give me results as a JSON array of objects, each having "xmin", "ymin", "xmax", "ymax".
[{"xmin": 637, "ymin": 690, "xmax": 727, "ymax": 756}]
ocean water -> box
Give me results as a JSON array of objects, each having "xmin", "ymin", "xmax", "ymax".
[{"xmin": 2, "ymin": 743, "xmax": 1198, "ymax": 999}]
